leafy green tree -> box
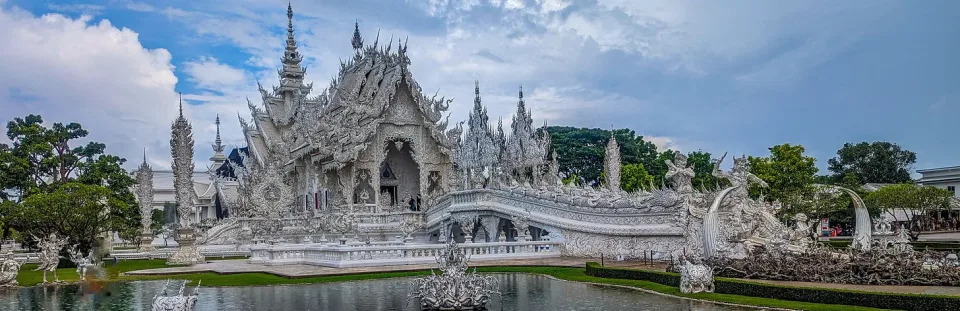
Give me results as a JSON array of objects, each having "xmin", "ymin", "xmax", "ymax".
[
  {"xmin": 0, "ymin": 115, "xmax": 139, "ymax": 250},
  {"xmin": 620, "ymin": 163, "xmax": 654, "ymax": 192},
  {"xmin": 748, "ymin": 144, "xmax": 819, "ymax": 217},
  {"xmin": 865, "ymin": 184, "xmax": 952, "ymax": 239},
  {"xmin": 547, "ymin": 126, "xmax": 664, "ymax": 186},
  {"xmin": 827, "ymin": 141, "xmax": 916, "ymax": 184},
  {"xmin": 9, "ymin": 182, "xmax": 119, "ymax": 253}
]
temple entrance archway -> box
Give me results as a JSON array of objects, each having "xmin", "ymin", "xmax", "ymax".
[{"xmin": 381, "ymin": 140, "xmax": 420, "ymax": 210}]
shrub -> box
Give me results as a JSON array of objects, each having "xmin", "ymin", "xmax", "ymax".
[{"xmin": 585, "ymin": 262, "xmax": 960, "ymax": 311}]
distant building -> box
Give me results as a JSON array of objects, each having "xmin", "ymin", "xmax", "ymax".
[
  {"xmin": 131, "ymin": 116, "xmax": 244, "ymax": 225},
  {"xmin": 917, "ymin": 166, "xmax": 960, "ymax": 197}
]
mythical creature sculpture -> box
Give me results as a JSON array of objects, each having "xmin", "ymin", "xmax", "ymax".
[
  {"xmin": 890, "ymin": 225, "xmax": 913, "ymax": 254},
  {"xmin": 326, "ymin": 210, "xmax": 357, "ymax": 241},
  {"xmin": 399, "ymin": 214, "xmax": 425, "ymax": 243},
  {"xmin": 665, "ymin": 153, "xmax": 695, "ymax": 195},
  {"xmin": 0, "ymin": 251, "xmax": 22, "ymax": 287},
  {"xmin": 409, "ymin": 240, "xmax": 500, "ymax": 310},
  {"xmin": 511, "ymin": 210, "xmax": 532, "ymax": 241},
  {"xmin": 678, "ymin": 258, "xmax": 714, "ymax": 293},
  {"xmin": 789, "ymin": 213, "xmax": 815, "ymax": 248},
  {"xmin": 151, "ymin": 280, "xmax": 200, "ymax": 311},
  {"xmin": 33, "ymin": 233, "xmax": 67, "ymax": 284},
  {"xmin": 67, "ymin": 245, "xmax": 96, "ymax": 281},
  {"xmin": 712, "ymin": 155, "xmax": 767, "ymax": 204}
]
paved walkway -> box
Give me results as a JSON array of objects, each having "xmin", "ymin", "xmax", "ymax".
[{"xmin": 124, "ymin": 258, "xmax": 960, "ymax": 297}]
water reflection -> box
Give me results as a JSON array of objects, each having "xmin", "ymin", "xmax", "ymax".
[{"xmin": 0, "ymin": 274, "xmax": 756, "ymax": 311}]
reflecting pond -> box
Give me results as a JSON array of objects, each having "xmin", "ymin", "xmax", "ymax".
[{"xmin": 0, "ymin": 273, "xmax": 757, "ymax": 311}]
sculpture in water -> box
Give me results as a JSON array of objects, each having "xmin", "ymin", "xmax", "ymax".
[
  {"xmin": 409, "ymin": 240, "xmax": 500, "ymax": 310},
  {"xmin": 151, "ymin": 280, "xmax": 200, "ymax": 311},
  {"xmin": 33, "ymin": 233, "xmax": 67, "ymax": 284},
  {"xmin": 0, "ymin": 251, "xmax": 21, "ymax": 287}
]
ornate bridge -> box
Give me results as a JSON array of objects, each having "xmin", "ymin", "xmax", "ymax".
[{"xmin": 426, "ymin": 188, "xmax": 687, "ymax": 259}]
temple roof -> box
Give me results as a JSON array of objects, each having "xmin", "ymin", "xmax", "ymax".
[{"xmin": 242, "ymin": 5, "xmax": 458, "ymax": 169}]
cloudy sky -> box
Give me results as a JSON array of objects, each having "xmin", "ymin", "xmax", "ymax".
[{"xmin": 0, "ymin": 0, "xmax": 957, "ymax": 175}]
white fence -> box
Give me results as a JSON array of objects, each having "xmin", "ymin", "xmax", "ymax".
[{"xmin": 249, "ymin": 240, "xmax": 561, "ymax": 268}]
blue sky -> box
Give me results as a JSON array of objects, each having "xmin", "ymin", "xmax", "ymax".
[{"xmin": 0, "ymin": 0, "xmax": 957, "ymax": 176}]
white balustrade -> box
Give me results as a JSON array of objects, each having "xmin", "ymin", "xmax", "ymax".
[{"xmin": 248, "ymin": 240, "xmax": 561, "ymax": 268}]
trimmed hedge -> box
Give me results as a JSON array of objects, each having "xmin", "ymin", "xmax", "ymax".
[{"xmin": 585, "ymin": 262, "xmax": 960, "ymax": 311}]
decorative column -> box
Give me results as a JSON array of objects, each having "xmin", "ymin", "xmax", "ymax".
[
  {"xmin": 135, "ymin": 152, "xmax": 156, "ymax": 252},
  {"xmin": 167, "ymin": 97, "xmax": 205, "ymax": 265}
]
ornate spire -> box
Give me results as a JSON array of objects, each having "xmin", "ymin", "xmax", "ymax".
[
  {"xmin": 139, "ymin": 148, "xmax": 150, "ymax": 171},
  {"xmin": 134, "ymin": 149, "xmax": 154, "ymax": 235},
  {"xmin": 279, "ymin": 2, "xmax": 304, "ymax": 90},
  {"xmin": 178, "ymin": 92, "xmax": 183, "ymax": 117},
  {"xmin": 210, "ymin": 114, "xmax": 227, "ymax": 169},
  {"xmin": 351, "ymin": 21, "xmax": 363, "ymax": 50},
  {"xmin": 604, "ymin": 132, "xmax": 621, "ymax": 191},
  {"xmin": 170, "ymin": 99, "xmax": 196, "ymax": 227}
]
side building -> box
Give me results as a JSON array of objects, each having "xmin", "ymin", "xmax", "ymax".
[{"xmin": 917, "ymin": 166, "xmax": 960, "ymax": 197}]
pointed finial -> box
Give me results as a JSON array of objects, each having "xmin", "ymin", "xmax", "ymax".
[
  {"xmin": 474, "ymin": 80, "xmax": 480, "ymax": 96},
  {"xmin": 519, "ymin": 85, "xmax": 523, "ymax": 99},
  {"xmin": 215, "ymin": 114, "xmax": 222, "ymax": 142},
  {"xmin": 143, "ymin": 148, "xmax": 147, "ymax": 164},
  {"xmin": 287, "ymin": 2, "xmax": 293, "ymax": 25},
  {"xmin": 178, "ymin": 93, "xmax": 183, "ymax": 117},
  {"xmin": 352, "ymin": 21, "xmax": 363, "ymax": 50}
]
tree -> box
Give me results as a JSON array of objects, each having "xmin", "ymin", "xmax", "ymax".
[
  {"xmin": 828, "ymin": 141, "xmax": 916, "ymax": 184},
  {"xmin": 865, "ymin": 184, "xmax": 952, "ymax": 239},
  {"xmin": 748, "ymin": 144, "xmax": 819, "ymax": 217},
  {"xmin": 1, "ymin": 115, "xmax": 106, "ymax": 201},
  {"xmin": 620, "ymin": 163, "xmax": 654, "ymax": 192},
  {"xmin": 8, "ymin": 182, "xmax": 118, "ymax": 253},
  {"xmin": 547, "ymin": 126, "xmax": 664, "ymax": 186},
  {"xmin": 0, "ymin": 115, "xmax": 139, "ymax": 251}
]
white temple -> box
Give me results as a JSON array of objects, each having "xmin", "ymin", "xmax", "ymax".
[{"xmin": 128, "ymin": 4, "xmax": 872, "ymax": 270}]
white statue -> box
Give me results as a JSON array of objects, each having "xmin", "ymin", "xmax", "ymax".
[
  {"xmin": 67, "ymin": 245, "xmax": 96, "ymax": 281},
  {"xmin": 151, "ymin": 280, "xmax": 200, "ymax": 311},
  {"xmin": 789, "ymin": 213, "xmax": 815, "ymax": 247},
  {"xmin": 33, "ymin": 233, "xmax": 67, "ymax": 284},
  {"xmin": 665, "ymin": 153, "xmax": 695, "ymax": 194},
  {"xmin": 409, "ymin": 240, "xmax": 500, "ymax": 310},
  {"xmin": 0, "ymin": 251, "xmax": 22, "ymax": 287},
  {"xmin": 873, "ymin": 217, "xmax": 893, "ymax": 235},
  {"xmin": 678, "ymin": 258, "xmax": 714, "ymax": 293}
]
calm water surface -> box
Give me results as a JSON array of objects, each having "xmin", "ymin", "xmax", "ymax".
[{"xmin": 0, "ymin": 273, "xmax": 755, "ymax": 311}]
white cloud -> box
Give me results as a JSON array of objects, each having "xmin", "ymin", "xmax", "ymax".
[
  {"xmin": 47, "ymin": 3, "xmax": 104, "ymax": 15},
  {"xmin": 0, "ymin": 6, "xmax": 178, "ymax": 169},
  {"xmin": 644, "ymin": 135, "xmax": 680, "ymax": 152},
  {"xmin": 124, "ymin": 1, "xmax": 156, "ymax": 13},
  {"xmin": 183, "ymin": 57, "xmax": 247, "ymax": 91}
]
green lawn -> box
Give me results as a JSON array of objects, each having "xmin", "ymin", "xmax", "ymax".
[{"xmin": 15, "ymin": 260, "xmax": 895, "ymax": 311}]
